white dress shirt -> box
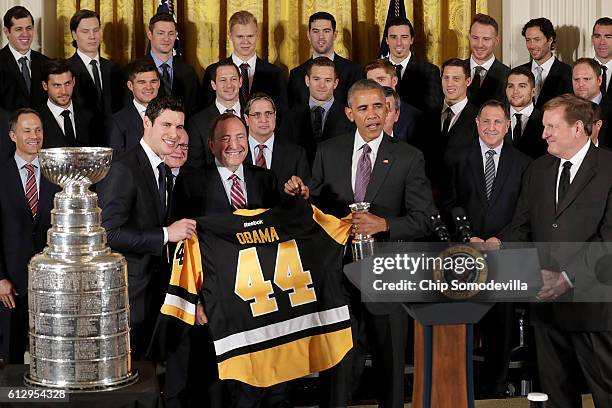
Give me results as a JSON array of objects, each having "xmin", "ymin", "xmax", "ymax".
[
  {"xmin": 388, "ymin": 52, "xmax": 412, "ymax": 79},
  {"xmin": 47, "ymin": 99, "xmax": 76, "ymax": 137},
  {"xmin": 140, "ymin": 138, "xmax": 168, "ymax": 243},
  {"xmin": 76, "ymin": 49, "xmax": 103, "ymax": 89},
  {"xmin": 470, "ymin": 54, "xmax": 495, "ymax": 80},
  {"xmin": 510, "ymin": 103, "xmax": 534, "ymax": 134},
  {"xmin": 215, "ymin": 99, "xmax": 241, "ymax": 116},
  {"xmin": 231, "ymin": 53, "xmax": 257, "ymax": 90},
  {"xmin": 248, "ymin": 134, "xmax": 274, "ymax": 169},
  {"xmin": 531, "ymin": 56, "xmax": 556, "ymax": 85},
  {"xmin": 442, "ymin": 97, "xmax": 469, "ymax": 131},
  {"xmin": 133, "ymin": 99, "xmax": 147, "ymax": 119},
  {"xmin": 216, "ymin": 161, "xmax": 248, "ymax": 205},
  {"xmin": 8, "ymin": 43, "xmax": 31, "ymax": 72},
  {"xmin": 555, "ymin": 139, "xmax": 591, "ymax": 204},
  {"xmin": 479, "ymin": 138, "xmax": 503, "ymax": 174}
]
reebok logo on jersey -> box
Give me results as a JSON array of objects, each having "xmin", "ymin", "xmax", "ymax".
[{"xmin": 244, "ymin": 220, "xmax": 264, "ymax": 228}]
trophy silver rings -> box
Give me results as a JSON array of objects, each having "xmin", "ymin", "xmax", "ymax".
[
  {"xmin": 349, "ymin": 202, "xmax": 375, "ymax": 260},
  {"xmin": 24, "ymin": 147, "xmax": 138, "ymax": 391}
]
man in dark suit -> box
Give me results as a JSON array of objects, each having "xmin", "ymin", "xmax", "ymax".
[
  {"xmin": 0, "ymin": 109, "xmax": 60, "ymax": 364},
  {"xmin": 39, "ymin": 59, "xmax": 101, "ymax": 148},
  {"xmin": 0, "ymin": 6, "xmax": 48, "ymax": 111},
  {"xmin": 509, "ymin": 94, "xmax": 612, "ymax": 408},
  {"xmin": 592, "ymin": 17, "xmax": 612, "ymax": 104},
  {"xmin": 465, "ymin": 14, "xmax": 510, "ymax": 108},
  {"xmin": 282, "ymin": 57, "xmax": 354, "ymax": 164},
  {"xmin": 97, "ymin": 95, "xmax": 197, "ymax": 360},
  {"xmin": 365, "ymin": 58, "xmax": 423, "ymax": 146},
  {"xmin": 147, "ymin": 13, "xmax": 200, "ymax": 118},
  {"xmin": 106, "ymin": 59, "xmax": 160, "ymax": 155},
  {"xmin": 286, "ymin": 79, "xmax": 435, "ymax": 408},
  {"xmin": 67, "ymin": 9, "xmax": 124, "ymax": 118},
  {"xmin": 505, "ymin": 66, "xmax": 546, "ymax": 158},
  {"xmin": 0, "ymin": 107, "xmax": 10, "ymax": 159},
  {"xmin": 200, "ymin": 11, "xmax": 287, "ymax": 118},
  {"xmin": 385, "ymin": 16, "xmax": 443, "ymax": 118},
  {"xmin": 287, "ymin": 11, "xmax": 362, "ymax": 108},
  {"xmin": 445, "ymin": 101, "xmax": 531, "ymax": 397},
  {"xmin": 572, "ymin": 58, "xmax": 612, "ymax": 147},
  {"xmin": 187, "ymin": 60, "xmax": 242, "ymax": 169},
  {"xmin": 519, "ymin": 18, "xmax": 572, "ymax": 109},
  {"xmin": 171, "ymin": 113, "xmax": 281, "ymax": 408},
  {"xmin": 244, "ymin": 93, "xmax": 310, "ymax": 188}
]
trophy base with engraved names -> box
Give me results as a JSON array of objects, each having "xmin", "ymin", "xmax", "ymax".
[{"xmin": 24, "ymin": 147, "xmax": 138, "ymax": 391}]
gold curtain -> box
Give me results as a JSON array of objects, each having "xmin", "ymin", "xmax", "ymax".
[{"xmin": 56, "ymin": 0, "xmax": 487, "ymax": 78}]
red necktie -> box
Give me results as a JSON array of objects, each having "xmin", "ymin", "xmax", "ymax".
[
  {"xmin": 255, "ymin": 144, "xmax": 267, "ymax": 168},
  {"xmin": 229, "ymin": 174, "xmax": 246, "ymax": 209},
  {"xmin": 25, "ymin": 163, "xmax": 38, "ymax": 218}
]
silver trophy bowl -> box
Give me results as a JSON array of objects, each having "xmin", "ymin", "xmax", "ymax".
[{"xmin": 25, "ymin": 147, "xmax": 138, "ymax": 391}]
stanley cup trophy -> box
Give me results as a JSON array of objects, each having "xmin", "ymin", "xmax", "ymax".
[
  {"xmin": 349, "ymin": 202, "xmax": 375, "ymax": 260},
  {"xmin": 24, "ymin": 147, "xmax": 138, "ymax": 390}
]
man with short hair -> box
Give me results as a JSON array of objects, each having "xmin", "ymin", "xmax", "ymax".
[
  {"xmin": 0, "ymin": 6, "xmax": 48, "ymax": 111},
  {"xmin": 0, "ymin": 109, "xmax": 60, "ymax": 364},
  {"xmin": 67, "ymin": 9, "xmax": 124, "ymax": 117},
  {"xmin": 165, "ymin": 129, "xmax": 188, "ymax": 183},
  {"xmin": 518, "ymin": 17, "xmax": 572, "ymax": 109},
  {"xmin": 365, "ymin": 58, "xmax": 423, "ymax": 144},
  {"xmin": 592, "ymin": 17, "xmax": 612, "ymax": 102},
  {"xmin": 445, "ymin": 101, "xmax": 531, "ymax": 397},
  {"xmin": 287, "ymin": 11, "xmax": 362, "ymax": 107},
  {"xmin": 39, "ymin": 59, "xmax": 101, "ymax": 148},
  {"xmin": 147, "ymin": 13, "xmax": 200, "ymax": 118},
  {"xmin": 286, "ymin": 79, "xmax": 435, "ymax": 408},
  {"xmin": 200, "ymin": 11, "xmax": 287, "ymax": 117},
  {"xmin": 465, "ymin": 13, "xmax": 510, "ymax": 107},
  {"xmin": 505, "ymin": 66, "xmax": 546, "ymax": 158},
  {"xmin": 510, "ymin": 94, "xmax": 612, "ymax": 408},
  {"xmin": 244, "ymin": 93, "xmax": 310, "ymax": 189},
  {"xmin": 107, "ymin": 59, "xmax": 160, "ymax": 154},
  {"xmin": 187, "ymin": 60, "xmax": 242, "ymax": 168},
  {"xmin": 385, "ymin": 16, "xmax": 443, "ymax": 117},
  {"xmin": 282, "ymin": 57, "xmax": 354, "ymax": 164},
  {"xmin": 572, "ymin": 58, "xmax": 612, "ymax": 146},
  {"xmin": 97, "ymin": 95, "xmax": 197, "ymax": 360}
]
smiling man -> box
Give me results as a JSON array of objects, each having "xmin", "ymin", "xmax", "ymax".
[
  {"xmin": 200, "ymin": 11, "xmax": 287, "ymax": 116},
  {"xmin": 285, "ymin": 79, "xmax": 435, "ymax": 407},
  {"xmin": 518, "ymin": 17, "xmax": 572, "ymax": 109},
  {"xmin": 0, "ymin": 109, "xmax": 60, "ymax": 365},
  {"xmin": 107, "ymin": 59, "xmax": 160, "ymax": 154},
  {"xmin": 66, "ymin": 9, "xmax": 123, "ymax": 117},
  {"xmin": 97, "ymin": 95, "xmax": 197, "ymax": 360},
  {"xmin": 39, "ymin": 59, "xmax": 101, "ymax": 148},
  {"xmin": 0, "ymin": 6, "xmax": 49, "ymax": 111},
  {"xmin": 464, "ymin": 14, "xmax": 509, "ymax": 107},
  {"xmin": 288, "ymin": 11, "xmax": 362, "ymax": 107},
  {"xmin": 147, "ymin": 13, "xmax": 200, "ymax": 118}
]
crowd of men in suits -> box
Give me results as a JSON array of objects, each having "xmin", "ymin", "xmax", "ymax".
[{"xmin": 1, "ymin": 3, "xmax": 612, "ymax": 407}]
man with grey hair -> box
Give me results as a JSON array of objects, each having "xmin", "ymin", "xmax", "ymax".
[{"xmin": 286, "ymin": 79, "xmax": 435, "ymax": 407}]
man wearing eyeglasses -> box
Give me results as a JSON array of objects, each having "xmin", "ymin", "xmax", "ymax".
[
  {"xmin": 165, "ymin": 128, "xmax": 188, "ymax": 184},
  {"xmin": 244, "ymin": 93, "xmax": 310, "ymax": 190}
]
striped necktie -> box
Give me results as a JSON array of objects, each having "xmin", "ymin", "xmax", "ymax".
[
  {"xmin": 24, "ymin": 163, "xmax": 38, "ymax": 218},
  {"xmin": 484, "ymin": 150, "xmax": 496, "ymax": 199},
  {"xmin": 229, "ymin": 174, "xmax": 246, "ymax": 209}
]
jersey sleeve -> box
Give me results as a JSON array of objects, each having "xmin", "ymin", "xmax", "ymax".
[
  {"xmin": 311, "ymin": 205, "xmax": 352, "ymax": 245},
  {"xmin": 160, "ymin": 234, "xmax": 203, "ymax": 325}
]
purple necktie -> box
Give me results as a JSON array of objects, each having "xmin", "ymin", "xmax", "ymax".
[{"xmin": 354, "ymin": 144, "xmax": 371, "ymax": 203}]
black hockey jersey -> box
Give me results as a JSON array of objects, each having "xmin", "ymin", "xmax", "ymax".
[{"xmin": 161, "ymin": 198, "xmax": 352, "ymax": 387}]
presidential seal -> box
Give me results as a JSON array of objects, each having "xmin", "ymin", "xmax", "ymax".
[{"xmin": 432, "ymin": 244, "xmax": 488, "ymax": 300}]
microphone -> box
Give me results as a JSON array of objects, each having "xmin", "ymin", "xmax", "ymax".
[
  {"xmin": 430, "ymin": 214, "xmax": 450, "ymax": 242},
  {"xmin": 451, "ymin": 207, "xmax": 474, "ymax": 242}
]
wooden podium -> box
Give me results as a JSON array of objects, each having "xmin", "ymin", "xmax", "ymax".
[{"xmin": 407, "ymin": 303, "xmax": 492, "ymax": 408}]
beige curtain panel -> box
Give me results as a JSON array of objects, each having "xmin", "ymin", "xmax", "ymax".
[{"xmin": 56, "ymin": 0, "xmax": 487, "ymax": 77}]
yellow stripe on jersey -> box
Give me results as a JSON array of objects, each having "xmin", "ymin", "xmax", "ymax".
[
  {"xmin": 234, "ymin": 208, "xmax": 268, "ymax": 216},
  {"xmin": 161, "ymin": 235, "xmax": 203, "ymax": 324},
  {"xmin": 312, "ymin": 205, "xmax": 352, "ymax": 245},
  {"xmin": 218, "ymin": 327, "xmax": 353, "ymax": 388}
]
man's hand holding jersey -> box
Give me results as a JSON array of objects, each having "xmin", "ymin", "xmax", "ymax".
[{"xmin": 167, "ymin": 219, "xmax": 197, "ymax": 242}]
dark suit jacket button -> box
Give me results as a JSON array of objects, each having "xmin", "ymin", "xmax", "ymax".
[{"xmin": 552, "ymin": 223, "xmax": 558, "ymax": 228}]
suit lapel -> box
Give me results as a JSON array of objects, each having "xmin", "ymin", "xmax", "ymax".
[
  {"xmin": 488, "ymin": 144, "xmax": 512, "ymax": 205},
  {"xmin": 136, "ymin": 146, "xmax": 164, "ymax": 222},
  {"xmin": 365, "ymin": 135, "xmax": 392, "ymax": 203},
  {"xmin": 467, "ymin": 145, "xmax": 487, "ymax": 204},
  {"xmin": 556, "ymin": 145, "xmax": 597, "ymax": 216},
  {"xmin": 8, "ymin": 159, "xmax": 34, "ymax": 222},
  {"xmin": 270, "ymin": 139, "xmax": 284, "ymax": 174},
  {"xmin": 5, "ymin": 48, "xmax": 29, "ymax": 98},
  {"xmin": 209, "ymin": 169, "xmax": 233, "ymax": 212}
]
